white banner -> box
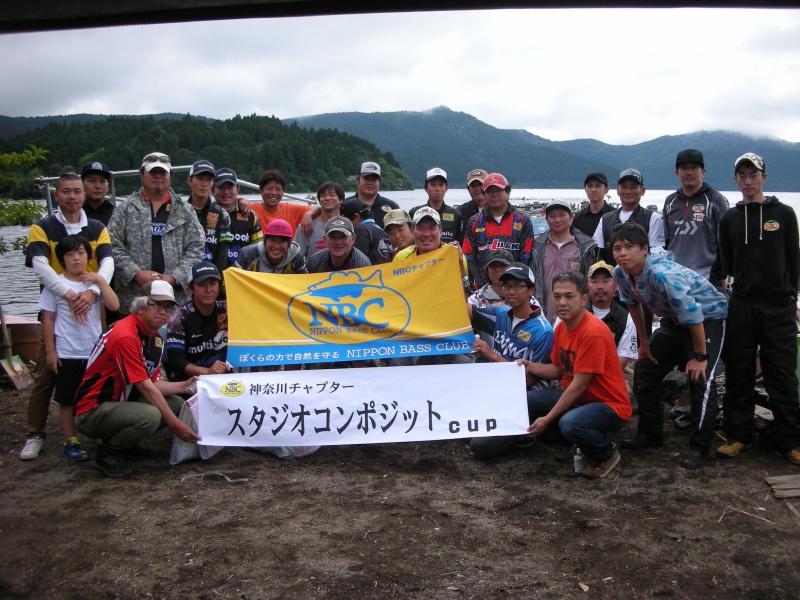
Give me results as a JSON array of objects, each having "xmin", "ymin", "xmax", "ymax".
[{"xmin": 196, "ymin": 362, "xmax": 530, "ymax": 447}]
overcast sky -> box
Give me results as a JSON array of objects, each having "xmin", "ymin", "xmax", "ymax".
[{"xmin": 1, "ymin": 8, "xmax": 798, "ymax": 146}]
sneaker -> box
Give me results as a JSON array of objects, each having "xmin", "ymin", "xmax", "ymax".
[
  {"xmin": 580, "ymin": 444, "xmax": 621, "ymax": 479},
  {"xmin": 785, "ymin": 447, "xmax": 800, "ymax": 466},
  {"xmin": 716, "ymin": 441, "xmax": 752, "ymax": 458},
  {"xmin": 94, "ymin": 446, "xmax": 135, "ymax": 478},
  {"xmin": 20, "ymin": 437, "xmax": 44, "ymax": 460},
  {"xmin": 62, "ymin": 437, "xmax": 89, "ymax": 462}
]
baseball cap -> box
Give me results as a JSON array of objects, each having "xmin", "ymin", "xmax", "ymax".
[
  {"xmin": 618, "ymin": 168, "xmax": 643, "ymax": 185},
  {"xmin": 544, "ymin": 199, "xmax": 573, "ymax": 215},
  {"xmin": 80, "ymin": 161, "xmax": 112, "ymax": 180},
  {"xmin": 425, "ymin": 167, "xmax": 447, "ymax": 183},
  {"xmin": 188, "ymin": 160, "xmax": 216, "ymax": 177},
  {"xmin": 325, "ymin": 216, "xmax": 355, "ymax": 236},
  {"xmin": 483, "ymin": 173, "xmax": 509, "ymax": 190},
  {"xmin": 189, "ymin": 262, "xmax": 222, "ymax": 284},
  {"xmin": 140, "ymin": 279, "xmax": 177, "ymax": 304},
  {"xmin": 583, "ymin": 172, "xmax": 608, "ymax": 186},
  {"xmin": 587, "ymin": 260, "xmax": 615, "ymax": 278},
  {"xmin": 466, "ymin": 169, "xmax": 488, "ymax": 186},
  {"xmin": 412, "ymin": 206, "xmax": 441, "ymax": 227},
  {"xmin": 500, "ymin": 262, "xmax": 535, "ymax": 286},
  {"xmin": 341, "ymin": 198, "xmax": 371, "ymax": 220},
  {"xmin": 484, "ymin": 249, "xmax": 514, "ymax": 268},
  {"xmin": 734, "ymin": 152, "xmax": 766, "ymax": 173},
  {"xmin": 359, "ymin": 162, "xmax": 382, "ymax": 178},
  {"xmin": 214, "ymin": 167, "xmax": 238, "ymax": 187},
  {"xmin": 383, "ymin": 209, "xmax": 412, "ymax": 229},
  {"xmin": 141, "ymin": 152, "xmax": 172, "ymax": 172},
  {"xmin": 675, "ymin": 149, "xmax": 705, "ymax": 168},
  {"xmin": 263, "ymin": 219, "xmax": 294, "ymax": 239}
]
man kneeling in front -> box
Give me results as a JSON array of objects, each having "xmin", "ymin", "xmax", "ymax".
[
  {"xmin": 74, "ymin": 280, "xmax": 200, "ymax": 477},
  {"xmin": 520, "ymin": 272, "xmax": 632, "ymax": 478}
]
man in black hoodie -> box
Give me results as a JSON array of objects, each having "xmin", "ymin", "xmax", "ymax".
[{"xmin": 717, "ymin": 152, "xmax": 800, "ymax": 465}]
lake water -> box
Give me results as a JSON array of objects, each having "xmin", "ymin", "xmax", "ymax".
[{"xmin": 3, "ymin": 188, "xmax": 800, "ymax": 319}]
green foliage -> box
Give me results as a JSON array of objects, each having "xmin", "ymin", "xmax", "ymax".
[
  {"xmin": 0, "ymin": 114, "xmax": 414, "ymax": 198},
  {"xmin": 0, "ymin": 199, "xmax": 45, "ymax": 226},
  {"xmin": 0, "ymin": 145, "xmax": 48, "ymax": 192},
  {"xmin": 0, "ymin": 235, "xmax": 28, "ymax": 255}
]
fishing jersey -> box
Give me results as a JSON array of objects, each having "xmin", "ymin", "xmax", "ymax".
[
  {"xmin": 224, "ymin": 204, "xmax": 263, "ymax": 268},
  {"xmin": 165, "ymin": 299, "xmax": 228, "ymax": 380},
  {"xmin": 191, "ymin": 198, "xmax": 232, "ymax": 272},
  {"xmin": 74, "ymin": 314, "xmax": 164, "ymax": 415},
  {"xmin": 344, "ymin": 193, "xmax": 400, "ymax": 229},
  {"xmin": 471, "ymin": 303, "xmax": 553, "ymax": 365},
  {"xmin": 463, "ymin": 206, "xmax": 534, "ymax": 288}
]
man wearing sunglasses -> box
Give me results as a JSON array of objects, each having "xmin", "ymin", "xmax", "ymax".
[
  {"xmin": 108, "ymin": 151, "xmax": 204, "ymax": 316},
  {"xmin": 74, "ymin": 280, "xmax": 201, "ymax": 477}
]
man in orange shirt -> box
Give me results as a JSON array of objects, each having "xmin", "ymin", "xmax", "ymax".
[
  {"xmin": 250, "ymin": 169, "xmax": 313, "ymax": 235},
  {"xmin": 520, "ymin": 271, "xmax": 632, "ymax": 478}
]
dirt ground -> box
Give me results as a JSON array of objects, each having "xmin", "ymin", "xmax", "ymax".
[{"xmin": 1, "ymin": 381, "xmax": 799, "ymax": 600}]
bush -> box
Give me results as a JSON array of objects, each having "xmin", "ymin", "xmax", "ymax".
[{"xmin": 0, "ymin": 199, "xmax": 45, "ymax": 226}]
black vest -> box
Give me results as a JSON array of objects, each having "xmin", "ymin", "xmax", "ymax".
[
  {"xmin": 587, "ymin": 300, "xmax": 629, "ymax": 347},
  {"xmin": 600, "ymin": 206, "xmax": 653, "ymax": 266}
]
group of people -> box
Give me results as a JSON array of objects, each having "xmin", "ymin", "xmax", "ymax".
[{"xmin": 17, "ymin": 148, "xmax": 800, "ymax": 479}]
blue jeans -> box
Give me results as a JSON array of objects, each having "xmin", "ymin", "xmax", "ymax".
[
  {"xmin": 470, "ymin": 388, "xmax": 624, "ymax": 461},
  {"xmin": 528, "ymin": 389, "xmax": 625, "ymax": 462}
]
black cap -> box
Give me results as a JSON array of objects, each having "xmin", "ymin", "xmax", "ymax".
[
  {"xmin": 484, "ymin": 249, "xmax": 514, "ymax": 268},
  {"xmin": 80, "ymin": 161, "xmax": 112, "ymax": 180},
  {"xmin": 341, "ymin": 198, "xmax": 371, "ymax": 219},
  {"xmin": 618, "ymin": 168, "xmax": 644, "ymax": 185},
  {"xmin": 583, "ymin": 172, "xmax": 608, "ymax": 186},
  {"xmin": 214, "ymin": 167, "xmax": 238, "ymax": 186},
  {"xmin": 189, "ymin": 262, "xmax": 222, "ymax": 284},
  {"xmin": 675, "ymin": 149, "xmax": 704, "ymax": 168},
  {"xmin": 499, "ymin": 262, "xmax": 535, "ymax": 286},
  {"xmin": 188, "ymin": 160, "xmax": 216, "ymax": 177}
]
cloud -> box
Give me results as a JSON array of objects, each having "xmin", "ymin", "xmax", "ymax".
[{"xmin": 0, "ymin": 8, "xmax": 798, "ymax": 145}]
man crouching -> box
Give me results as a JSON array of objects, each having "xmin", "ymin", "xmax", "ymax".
[
  {"xmin": 74, "ymin": 280, "xmax": 200, "ymax": 477},
  {"xmin": 521, "ymin": 272, "xmax": 632, "ymax": 478}
]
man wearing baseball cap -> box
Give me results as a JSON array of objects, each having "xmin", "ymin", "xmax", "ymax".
[
  {"xmin": 165, "ymin": 262, "xmax": 231, "ymax": 380},
  {"xmin": 530, "ymin": 199, "xmax": 598, "ymax": 323},
  {"xmin": 186, "ymin": 160, "xmax": 232, "ymax": 273},
  {"xmin": 213, "ymin": 167, "xmax": 263, "ymax": 268},
  {"xmin": 410, "ymin": 167, "xmax": 464, "ymax": 245},
  {"xmin": 307, "ymin": 216, "xmax": 371, "ymax": 273},
  {"xmin": 393, "ymin": 206, "xmax": 468, "ymax": 278},
  {"xmin": 80, "ymin": 161, "xmax": 115, "ymax": 226},
  {"xmin": 108, "ymin": 151, "xmax": 204, "ymax": 315},
  {"xmin": 235, "ymin": 218, "xmax": 308, "ymax": 274},
  {"xmin": 460, "ymin": 168, "xmax": 489, "ymax": 225},
  {"xmin": 593, "ymin": 168, "xmax": 664, "ymax": 267},
  {"xmin": 462, "ymin": 172, "xmax": 534, "ymax": 288},
  {"xmin": 662, "ymin": 149, "xmax": 729, "ymax": 288},
  {"xmin": 466, "ymin": 262, "xmax": 554, "ymax": 458},
  {"xmin": 573, "ymin": 173, "xmax": 613, "ymax": 238},
  {"xmin": 584, "ymin": 261, "xmax": 638, "ymax": 370},
  {"xmin": 74, "ymin": 280, "xmax": 200, "ymax": 477},
  {"xmin": 341, "ymin": 198, "xmax": 393, "ymax": 264},
  {"xmin": 717, "ymin": 152, "xmax": 800, "ymax": 466},
  {"xmin": 344, "ymin": 161, "xmax": 399, "ymax": 229},
  {"xmin": 383, "ymin": 209, "xmax": 414, "ymax": 257}
]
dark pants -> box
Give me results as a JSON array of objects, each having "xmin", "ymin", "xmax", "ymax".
[
  {"xmin": 722, "ymin": 298, "xmax": 800, "ymax": 453},
  {"xmin": 634, "ymin": 318, "xmax": 725, "ymax": 452},
  {"xmin": 470, "ymin": 389, "xmax": 625, "ymax": 461}
]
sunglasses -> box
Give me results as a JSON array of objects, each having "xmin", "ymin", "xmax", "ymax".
[
  {"xmin": 611, "ymin": 222, "xmax": 646, "ymax": 233},
  {"xmin": 142, "ymin": 154, "xmax": 171, "ymax": 165}
]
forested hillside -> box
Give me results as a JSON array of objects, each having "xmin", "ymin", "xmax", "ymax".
[{"xmin": 0, "ymin": 114, "xmax": 413, "ymax": 197}]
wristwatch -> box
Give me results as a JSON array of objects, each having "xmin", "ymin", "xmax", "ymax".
[{"xmin": 693, "ymin": 352, "xmax": 708, "ymax": 361}]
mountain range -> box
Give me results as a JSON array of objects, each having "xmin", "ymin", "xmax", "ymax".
[{"xmin": 286, "ymin": 106, "xmax": 800, "ymax": 191}]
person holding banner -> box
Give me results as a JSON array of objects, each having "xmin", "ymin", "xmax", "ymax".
[
  {"xmin": 466, "ymin": 263, "xmax": 554, "ymax": 457},
  {"xmin": 74, "ymin": 280, "xmax": 201, "ymax": 477},
  {"xmin": 520, "ymin": 272, "xmax": 631, "ymax": 478},
  {"xmin": 394, "ymin": 207, "xmax": 468, "ymax": 281},
  {"xmin": 235, "ymin": 219, "xmax": 308, "ymax": 274},
  {"xmin": 306, "ymin": 217, "xmax": 371, "ymax": 273}
]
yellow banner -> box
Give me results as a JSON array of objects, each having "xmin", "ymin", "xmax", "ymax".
[{"xmin": 224, "ymin": 245, "xmax": 473, "ymax": 366}]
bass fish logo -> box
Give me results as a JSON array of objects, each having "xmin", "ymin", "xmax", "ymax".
[
  {"xmin": 288, "ymin": 270, "xmax": 411, "ymax": 344},
  {"xmin": 221, "ymin": 380, "xmax": 245, "ymax": 397}
]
